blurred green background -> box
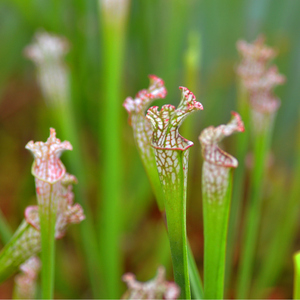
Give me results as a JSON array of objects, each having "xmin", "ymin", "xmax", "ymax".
[{"xmin": 0, "ymin": 0, "xmax": 299, "ymax": 298}]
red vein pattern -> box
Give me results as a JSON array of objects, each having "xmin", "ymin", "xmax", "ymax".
[
  {"xmin": 199, "ymin": 112, "xmax": 244, "ymax": 204},
  {"xmin": 25, "ymin": 128, "xmax": 72, "ymax": 215},
  {"xmin": 123, "ymin": 75, "xmax": 167, "ymax": 209},
  {"xmin": 122, "ymin": 266, "xmax": 180, "ymax": 300},
  {"xmin": 123, "ymin": 75, "xmax": 167, "ymax": 163},
  {"xmin": 146, "ymin": 87, "xmax": 203, "ymax": 188},
  {"xmin": 24, "ymin": 173, "xmax": 85, "ymax": 239}
]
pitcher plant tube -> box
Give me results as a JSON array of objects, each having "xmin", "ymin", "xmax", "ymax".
[
  {"xmin": 199, "ymin": 112, "xmax": 244, "ymax": 299},
  {"xmin": 25, "ymin": 128, "xmax": 85, "ymax": 299},
  {"xmin": 123, "ymin": 75, "xmax": 167, "ymax": 210},
  {"xmin": 124, "ymin": 77, "xmax": 204, "ymax": 299},
  {"xmin": 146, "ymin": 86, "xmax": 203, "ymax": 299}
]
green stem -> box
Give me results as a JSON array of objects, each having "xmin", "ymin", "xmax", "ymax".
[
  {"xmin": 98, "ymin": 3, "xmax": 129, "ymax": 297},
  {"xmin": 236, "ymin": 122, "xmax": 273, "ymax": 299},
  {"xmin": 0, "ymin": 221, "xmax": 39, "ymax": 283},
  {"xmin": 252, "ymin": 117, "xmax": 300, "ymax": 297},
  {"xmin": 187, "ymin": 243, "xmax": 204, "ymax": 299},
  {"xmin": 40, "ymin": 184, "xmax": 57, "ymax": 299},
  {"xmin": 294, "ymin": 251, "xmax": 300, "ymax": 299},
  {"xmin": 55, "ymin": 101, "xmax": 102, "ymax": 298},
  {"xmin": 0, "ymin": 209, "xmax": 12, "ymax": 244},
  {"xmin": 225, "ymin": 80, "xmax": 250, "ymax": 289},
  {"xmin": 162, "ymin": 149, "xmax": 190, "ymax": 300},
  {"xmin": 203, "ymin": 169, "xmax": 233, "ymax": 299}
]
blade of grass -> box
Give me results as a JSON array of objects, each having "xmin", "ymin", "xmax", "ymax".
[
  {"xmin": 187, "ymin": 242, "xmax": 204, "ymax": 300},
  {"xmin": 236, "ymin": 120, "xmax": 274, "ymax": 299},
  {"xmin": 0, "ymin": 210, "xmax": 13, "ymax": 244},
  {"xmin": 225, "ymin": 80, "xmax": 250, "ymax": 290},
  {"xmin": 252, "ymin": 116, "xmax": 300, "ymax": 297},
  {"xmin": 294, "ymin": 251, "xmax": 300, "ymax": 299},
  {"xmin": 98, "ymin": 1, "xmax": 130, "ymax": 298}
]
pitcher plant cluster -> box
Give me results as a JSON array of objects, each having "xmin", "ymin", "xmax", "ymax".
[{"xmin": 2, "ymin": 28, "xmax": 299, "ymax": 300}]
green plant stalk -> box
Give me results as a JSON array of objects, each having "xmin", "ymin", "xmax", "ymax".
[
  {"xmin": 253, "ymin": 117, "xmax": 300, "ymax": 297},
  {"xmin": 236, "ymin": 121, "xmax": 273, "ymax": 299},
  {"xmin": 294, "ymin": 251, "xmax": 300, "ymax": 299},
  {"xmin": 0, "ymin": 221, "xmax": 40, "ymax": 283},
  {"xmin": 98, "ymin": 3, "xmax": 129, "ymax": 297},
  {"xmin": 158, "ymin": 149, "xmax": 191, "ymax": 300},
  {"xmin": 187, "ymin": 242, "xmax": 204, "ymax": 299},
  {"xmin": 48, "ymin": 93, "xmax": 102, "ymax": 298},
  {"xmin": 203, "ymin": 169, "xmax": 233, "ymax": 299},
  {"xmin": 39, "ymin": 184, "xmax": 57, "ymax": 299},
  {"xmin": 0, "ymin": 210, "xmax": 12, "ymax": 244},
  {"xmin": 225, "ymin": 80, "xmax": 250, "ymax": 288}
]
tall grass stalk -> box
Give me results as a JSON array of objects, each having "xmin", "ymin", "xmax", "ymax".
[
  {"xmin": 253, "ymin": 116, "xmax": 300, "ymax": 297},
  {"xmin": 200, "ymin": 112, "xmax": 244, "ymax": 299},
  {"xmin": 225, "ymin": 80, "xmax": 250, "ymax": 289},
  {"xmin": 236, "ymin": 120, "xmax": 274, "ymax": 299},
  {"xmin": 294, "ymin": 251, "xmax": 300, "ymax": 299},
  {"xmin": 0, "ymin": 210, "xmax": 12, "ymax": 244},
  {"xmin": 98, "ymin": 0, "xmax": 130, "ymax": 297}
]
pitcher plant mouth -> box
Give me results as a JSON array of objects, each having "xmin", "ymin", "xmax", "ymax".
[{"xmin": 146, "ymin": 86, "xmax": 203, "ymax": 151}]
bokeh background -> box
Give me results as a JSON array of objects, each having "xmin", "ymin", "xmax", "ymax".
[{"xmin": 0, "ymin": 0, "xmax": 300, "ymax": 298}]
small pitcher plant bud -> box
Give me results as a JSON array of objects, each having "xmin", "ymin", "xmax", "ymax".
[
  {"xmin": 236, "ymin": 35, "xmax": 276, "ymax": 80},
  {"xmin": 124, "ymin": 75, "xmax": 167, "ymax": 210},
  {"xmin": 122, "ymin": 266, "xmax": 180, "ymax": 300},
  {"xmin": 24, "ymin": 31, "xmax": 70, "ymax": 107},
  {"xmin": 199, "ymin": 112, "xmax": 244, "ymax": 299},
  {"xmin": 146, "ymin": 86, "xmax": 203, "ymax": 299},
  {"xmin": 25, "ymin": 128, "xmax": 72, "ymax": 217},
  {"xmin": 26, "ymin": 128, "xmax": 74, "ymax": 298},
  {"xmin": 13, "ymin": 256, "xmax": 41, "ymax": 299},
  {"xmin": 236, "ymin": 36, "xmax": 285, "ymax": 134}
]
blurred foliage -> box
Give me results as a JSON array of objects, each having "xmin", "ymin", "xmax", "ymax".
[{"xmin": 0, "ymin": 0, "xmax": 300, "ymax": 298}]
